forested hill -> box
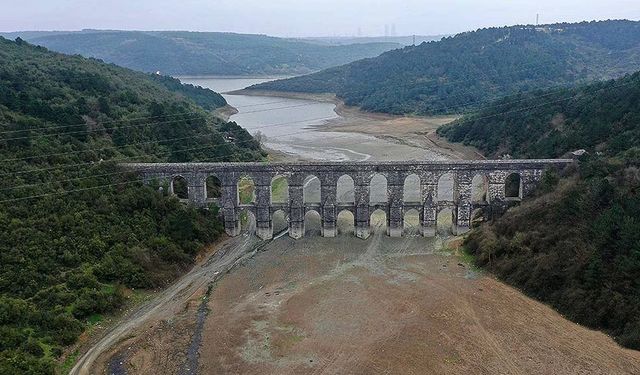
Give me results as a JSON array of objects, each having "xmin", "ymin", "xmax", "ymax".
[
  {"xmin": 434, "ymin": 53, "xmax": 640, "ymax": 349},
  {"xmin": 437, "ymin": 72, "xmax": 640, "ymax": 158},
  {"xmin": 4, "ymin": 30, "xmax": 401, "ymax": 76},
  {"xmin": 0, "ymin": 37, "xmax": 262, "ymax": 374},
  {"xmin": 249, "ymin": 20, "xmax": 640, "ymax": 115}
]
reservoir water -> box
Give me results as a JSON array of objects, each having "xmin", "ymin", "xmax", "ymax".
[{"xmin": 179, "ymin": 76, "xmax": 446, "ymax": 162}]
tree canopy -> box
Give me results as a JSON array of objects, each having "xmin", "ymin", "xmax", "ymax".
[
  {"xmin": 251, "ymin": 20, "xmax": 640, "ymax": 116},
  {"xmin": 0, "ymin": 37, "xmax": 263, "ymax": 374}
]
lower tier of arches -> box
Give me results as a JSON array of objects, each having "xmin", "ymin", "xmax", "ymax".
[{"xmin": 222, "ymin": 203, "xmax": 500, "ymax": 241}]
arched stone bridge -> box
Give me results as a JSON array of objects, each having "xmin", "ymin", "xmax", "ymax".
[{"xmin": 122, "ymin": 160, "xmax": 572, "ymax": 240}]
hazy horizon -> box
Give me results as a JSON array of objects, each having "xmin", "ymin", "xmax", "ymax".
[{"xmin": 2, "ymin": 0, "xmax": 640, "ymax": 38}]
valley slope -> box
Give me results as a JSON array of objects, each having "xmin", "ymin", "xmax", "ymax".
[
  {"xmin": 249, "ymin": 20, "xmax": 640, "ymax": 115},
  {"xmin": 439, "ymin": 66, "xmax": 640, "ymax": 350},
  {"xmin": 2, "ymin": 30, "xmax": 401, "ymax": 76},
  {"xmin": 0, "ymin": 37, "xmax": 262, "ymax": 374}
]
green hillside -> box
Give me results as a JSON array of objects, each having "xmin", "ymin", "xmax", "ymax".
[
  {"xmin": 438, "ymin": 66, "xmax": 640, "ymax": 349},
  {"xmin": 437, "ymin": 72, "xmax": 640, "ymax": 158},
  {"xmin": 0, "ymin": 37, "xmax": 263, "ymax": 374},
  {"xmin": 250, "ymin": 20, "xmax": 640, "ymax": 115},
  {"xmin": 7, "ymin": 30, "xmax": 401, "ymax": 76}
]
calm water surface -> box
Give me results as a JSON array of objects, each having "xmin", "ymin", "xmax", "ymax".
[{"xmin": 179, "ymin": 76, "xmax": 444, "ymax": 162}]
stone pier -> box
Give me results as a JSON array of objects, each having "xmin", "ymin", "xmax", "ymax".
[{"xmin": 125, "ymin": 159, "xmax": 571, "ymax": 239}]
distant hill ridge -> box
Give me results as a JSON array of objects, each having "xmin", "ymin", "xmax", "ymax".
[
  {"xmin": 0, "ymin": 30, "xmax": 402, "ymax": 76},
  {"xmin": 248, "ymin": 20, "xmax": 640, "ymax": 116}
]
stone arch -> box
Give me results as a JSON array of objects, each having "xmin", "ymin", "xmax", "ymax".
[
  {"xmin": 437, "ymin": 207, "xmax": 454, "ymax": 235},
  {"xmin": 370, "ymin": 208, "xmax": 388, "ymax": 233},
  {"xmin": 337, "ymin": 210, "xmax": 355, "ymax": 235},
  {"xmin": 471, "ymin": 174, "xmax": 489, "ymax": 204},
  {"xmin": 170, "ymin": 175, "xmax": 189, "ymax": 199},
  {"xmin": 403, "ymin": 209, "xmax": 421, "ymax": 236},
  {"xmin": 271, "ymin": 175, "xmax": 289, "ymax": 204},
  {"xmin": 304, "ymin": 210, "xmax": 322, "ymax": 236},
  {"xmin": 369, "ymin": 173, "xmax": 388, "ymax": 204},
  {"xmin": 403, "ymin": 174, "xmax": 421, "ymax": 203},
  {"xmin": 238, "ymin": 208, "xmax": 256, "ymax": 234},
  {"xmin": 336, "ymin": 175, "xmax": 355, "ymax": 204},
  {"xmin": 437, "ymin": 173, "xmax": 454, "ymax": 202},
  {"xmin": 505, "ymin": 172, "xmax": 522, "ymax": 199},
  {"xmin": 272, "ymin": 209, "xmax": 289, "ymax": 234},
  {"xmin": 206, "ymin": 175, "xmax": 222, "ymax": 201},
  {"xmin": 237, "ymin": 176, "xmax": 256, "ymax": 205},
  {"xmin": 303, "ymin": 175, "xmax": 321, "ymax": 204}
]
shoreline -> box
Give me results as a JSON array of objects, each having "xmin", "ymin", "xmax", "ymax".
[
  {"xmin": 230, "ymin": 88, "xmax": 484, "ymax": 161},
  {"xmin": 212, "ymin": 104, "xmax": 238, "ymax": 121}
]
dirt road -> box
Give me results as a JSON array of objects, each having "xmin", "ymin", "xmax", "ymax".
[
  {"xmin": 68, "ymin": 229, "xmax": 263, "ymax": 375},
  {"xmin": 111, "ymin": 221, "xmax": 640, "ymax": 375}
]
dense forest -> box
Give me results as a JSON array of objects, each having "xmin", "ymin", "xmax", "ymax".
[
  {"xmin": 0, "ymin": 37, "xmax": 263, "ymax": 374},
  {"xmin": 2, "ymin": 30, "xmax": 401, "ymax": 76},
  {"xmin": 436, "ymin": 61, "xmax": 640, "ymax": 348},
  {"xmin": 437, "ymin": 72, "xmax": 640, "ymax": 158},
  {"xmin": 250, "ymin": 20, "xmax": 640, "ymax": 115},
  {"xmin": 467, "ymin": 153, "xmax": 640, "ymax": 349}
]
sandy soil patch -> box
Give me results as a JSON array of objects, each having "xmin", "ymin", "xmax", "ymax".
[
  {"xmin": 232, "ymin": 89, "xmax": 483, "ymax": 161},
  {"xmin": 189, "ymin": 230, "xmax": 640, "ymax": 375}
]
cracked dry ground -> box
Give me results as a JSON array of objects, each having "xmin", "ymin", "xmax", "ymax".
[{"xmin": 122, "ymin": 224, "xmax": 640, "ymax": 375}]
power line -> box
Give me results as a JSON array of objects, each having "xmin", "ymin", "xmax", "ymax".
[
  {"xmin": 2, "ymin": 53, "xmax": 632, "ymax": 142},
  {"xmin": 0, "ymin": 115, "xmax": 336, "ymax": 178},
  {"xmin": 0, "ymin": 114, "xmax": 333, "ymax": 163},
  {"xmin": 2, "ymin": 75, "xmax": 634, "ymax": 179},
  {"xmin": 0, "ymin": 99, "xmax": 294, "ymax": 135},
  {"xmin": 1, "ymin": 77, "xmax": 634, "ymax": 200}
]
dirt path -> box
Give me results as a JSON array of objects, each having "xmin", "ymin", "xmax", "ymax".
[
  {"xmin": 69, "ymin": 231, "xmax": 263, "ymax": 375},
  {"xmin": 193, "ymin": 232, "xmax": 640, "ymax": 375}
]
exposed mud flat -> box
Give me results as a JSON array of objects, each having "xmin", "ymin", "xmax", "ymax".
[
  {"xmin": 227, "ymin": 89, "xmax": 482, "ymax": 161},
  {"xmin": 116, "ymin": 223, "xmax": 640, "ymax": 375}
]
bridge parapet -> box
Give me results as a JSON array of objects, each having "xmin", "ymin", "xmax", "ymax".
[{"xmin": 123, "ymin": 159, "xmax": 572, "ymax": 240}]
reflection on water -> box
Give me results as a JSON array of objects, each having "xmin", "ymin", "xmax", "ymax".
[{"xmin": 179, "ymin": 76, "xmax": 445, "ymax": 162}]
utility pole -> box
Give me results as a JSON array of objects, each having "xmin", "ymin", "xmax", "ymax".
[{"xmin": 536, "ymin": 13, "xmax": 540, "ymax": 26}]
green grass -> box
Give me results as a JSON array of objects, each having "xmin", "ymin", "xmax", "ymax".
[
  {"xmin": 58, "ymin": 350, "xmax": 79, "ymax": 374},
  {"xmin": 87, "ymin": 314, "xmax": 103, "ymax": 325},
  {"xmin": 238, "ymin": 178, "xmax": 255, "ymax": 204},
  {"xmin": 271, "ymin": 177, "xmax": 288, "ymax": 203},
  {"xmin": 458, "ymin": 246, "xmax": 480, "ymax": 271}
]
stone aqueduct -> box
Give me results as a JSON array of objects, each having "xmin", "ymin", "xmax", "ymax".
[{"xmin": 123, "ymin": 160, "xmax": 572, "ymax": 240}]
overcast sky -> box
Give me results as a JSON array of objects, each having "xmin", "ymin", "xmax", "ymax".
[{"xmin": 3, "ymin": 0, "xmax": 640, "ymax": 37}]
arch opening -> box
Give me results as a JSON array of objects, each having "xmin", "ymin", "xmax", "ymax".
[
  {"xmin": 303, "ymin": 175, "xmax": 321, "ymax": 204},
  {"xmin": 271, "ymin": 175, "xmax": 289, "ymax": 204},
  {"xmin": 237, "ymin": 176, "xmax": 256, "ymax": 205},
  {"xmin": 370, "ymin": 209, "xmax": 388, "ymax": 234},
  {"xmin": 403, "ymin": 174, "xmax": 421, "ymax": 203},
  {"xmin": 403, "ymin": 209, "xmax": 421, "ymax": 236},
  {"xmin": 337, "ymin": 210, "xmax": 355, "ymax": 235},
  {"xmin": 437, "ymin": 207, "xmax": 454, "ymax": 236},
  {"xmin": 369, "ymin": 174, "xmax": 388, "ymax": 204},
  {"xmin": 505, "ymin": 173, "xmax": 522, "ymax": 199},
  {"xmin": 171, "ymin": 176, "xmax": 189, "ymax": 199},
  {"xmin": 437, "ymin": 173, "xmax": 454, "ymax": 202},
  {"xmin": 336, "ymin": 175, "xmax": 355, "ymax": 204},
  {"xmin": 304, "ymin": 210, "xmax": 321, "ymax": 237},
  {"xmin": 471, "ymin": 174, "xmax": 488, "ymax": 204},
  {"xmin": 206, "ymin": 176, "xmax": 222, "ymax": 201},
  {"xmin": 272, "ymin": 209, "xmax": 288, "ymax": 234},
  {"xmin": 239, "ymin": 209, "xmax": 256, "ymax": 235}
]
